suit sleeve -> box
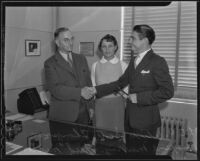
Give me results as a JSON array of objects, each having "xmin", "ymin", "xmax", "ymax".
[
  {"xmin": 44, "ymin": 60, "xmax": 81, "ymax": 101},
  {"xmin": 95, "ymin": 59, "xmax": 132, "ymax": 98},
  {"xmin": 137, "ymin": 57, "xmax": 174, "ymax": 106},
  {"xmin": 81, "ymin": 55, "xmax": 95, "ymax": 110},
  {"xmin": 82, "ymin": 55, "xmax": 93, "ymax": 87}
]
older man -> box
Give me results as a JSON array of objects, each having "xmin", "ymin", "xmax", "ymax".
[{"xmin": 44, "ymin": 27, "xmax": 94, "ymax": 125}]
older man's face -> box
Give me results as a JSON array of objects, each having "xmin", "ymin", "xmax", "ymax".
[{"xmin": 56, "ymin": 30, "xmax": 74, "ymax": 53}]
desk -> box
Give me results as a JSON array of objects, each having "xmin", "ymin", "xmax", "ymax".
[{"xmin": 5, "ymin": 113, "xmax": 174, "ymax": 159}]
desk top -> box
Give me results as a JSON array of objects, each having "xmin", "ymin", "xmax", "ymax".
[{"xmin": 5, "ymin": 113, "xmax": 174, "ymax": 158}]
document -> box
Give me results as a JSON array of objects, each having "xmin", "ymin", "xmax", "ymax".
[
  {"xmin": 32, "ymin": 119, "xmax": 46, "ymax": 123},
  {"xmin": 14, "ymin": 148, "xmax": 53, "ymax": 155},
  {"xmin": 6, "ymin": 142, "xmax": 23, "ymax": 154},
  {"xmin": 6, "ymin": 113, "xmax": 26, "ymax": 121},
  {"xmin": 16, "ymin": 115, "xmax": 34, "ymax": 122}
]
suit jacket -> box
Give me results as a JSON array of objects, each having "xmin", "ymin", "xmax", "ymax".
[
  {"xmin": 96, "ymin": 49, "xmax": 174, "ymax": 130},
  {"xmin": 44, "ymin": 51, "xmax": 93, "ymax": 123}
]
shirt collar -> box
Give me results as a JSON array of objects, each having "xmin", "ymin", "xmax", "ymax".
[
  {"xmin": 59, "ymin": 50, "xmax": 72, "ymax": 61},
  {"xmin": 100, "ymin": 56, "xmax": 119, "ymax": 64},
  {"xmin": 137, "ymin": 48, "xmax": 151, "ymax": 59}
]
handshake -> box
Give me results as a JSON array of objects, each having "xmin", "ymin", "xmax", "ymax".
[
  {"xmin": 81, "ymin": 87, "xmax": 97, "ymax": 100},
  {"xmin": 81, "ymin": 86, "xmax": 138, "ymax": 103}
]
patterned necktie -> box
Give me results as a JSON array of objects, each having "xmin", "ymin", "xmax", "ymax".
[
  {"xmin": 67, "ymin": 53, "xmax": 73, "ymax": 67},
  {"xmin": 134, "ymin": 55, "xmax": 140, "ymax": 68}
]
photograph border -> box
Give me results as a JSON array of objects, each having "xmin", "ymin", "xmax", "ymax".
[{"xmin": 25, "ymin": 39, "xmax": 41, "ymax": 56}]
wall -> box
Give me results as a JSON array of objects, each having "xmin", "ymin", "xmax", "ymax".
[
  {"xmin": 57, "ymin": 7, "xmax": 122, "ymax": 68},
  {"xmin": 4, "ymin": 7, "xmax": 122, "ymax": 113},
  {"xmin": 5, "ymin": 7, "xmax": 56, "ymax": 113}
]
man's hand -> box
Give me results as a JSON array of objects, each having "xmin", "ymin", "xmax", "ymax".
[
  {"xmin": 87, "ymin": 87, "xmax": 97, "ymax": 95},
  {"xmin": 81, "ymin": 87, "xmax": 96, "ymax": 100},
  {"xmin": 128, "ymin": 93, "xmax": 137, "ymax": 103},
  {"xmin": 89, "ymin": 108, "xmax": 94, "ymax": 119}
]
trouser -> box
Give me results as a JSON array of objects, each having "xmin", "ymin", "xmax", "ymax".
[
  {"xmin": 125, "ymin": 120, "xmax": 159, "ymax": 155},
  {"xmin": 48, "ymin": 104, "xmax": 90, "ymax": 154},
  {"xmin": 75, "ymin": 104, "xmax": 90, "ymax": 125},
  {"xmin": 49, "ymin": 119, "xmax": 90, "ymax": 154}
]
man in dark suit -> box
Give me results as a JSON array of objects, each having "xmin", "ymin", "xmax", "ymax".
[
  {"xmin": 90, "ymin": 24, "xmax": 174, "ymax": 154},
  {"xmin": 44, "ymin": 27, "xmax": 94, "ymax": 150}
]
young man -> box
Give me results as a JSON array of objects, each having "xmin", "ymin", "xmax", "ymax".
[{"xmin": 90, "ymin": 24, "xmax": 174, "ymax": 154}]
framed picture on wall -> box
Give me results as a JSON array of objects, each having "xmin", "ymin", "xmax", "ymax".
[
  {"xmin": 79, "ymin": 42, "xmax": 94, "ymax": 56},
  {"xmin": 25, "ymin": 40, "xmax": 41, "ymax": 56},
  {"xmin": 27, "ymin": 133, "xmax": 42, "ymax": 149}
]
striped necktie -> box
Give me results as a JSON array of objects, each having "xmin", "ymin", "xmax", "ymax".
[
  {"xmin": 134, "ymin": 55, "xmax": 140, "ymax": 68},
  {"xmin": 67, "ymin": 53, "xmax": 73, "ymax": 67}
]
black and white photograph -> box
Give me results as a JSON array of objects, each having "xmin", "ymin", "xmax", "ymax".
[
  {"xmin": 27, "ymin": 133, "xmax": 42, "ymax": 149},
  {"xmin": 25, "ymin": 40, "xmax": 41, "ymax": 56},
  {"xmin": 2, "ymin": 1, "xmax": 198, "ymax": 160}
]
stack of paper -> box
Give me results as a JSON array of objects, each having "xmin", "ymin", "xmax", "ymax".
[
  {"xmin": 6, "ymin": 142, "xmax": 23, "ymax": 154},
  {"xmin": 14, "ymin": 148, "xmax": 53, "ymax": 155},
  {"xmin": 6, "ymin": 113, "xmax": 33, "ymax": 122}
]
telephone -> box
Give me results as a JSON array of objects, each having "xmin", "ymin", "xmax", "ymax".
[{"xmin": 17, "ymin": 87, "xmax": 49, "ymax": 115}]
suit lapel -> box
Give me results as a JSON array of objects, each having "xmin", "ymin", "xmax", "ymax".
[{"xmin": 54, "ymin": 52, "xmax": 77, "ymax": 78}]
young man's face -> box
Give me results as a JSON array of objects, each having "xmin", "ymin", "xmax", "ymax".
[
  {"xmin": 56, "ymin": 30, "xmax": 74, "ymax": 53},
  {"xmin": 129, "ymin": 31, "xmax": 146, "ymax": 55}
]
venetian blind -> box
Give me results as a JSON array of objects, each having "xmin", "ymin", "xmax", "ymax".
[
  {"xmin": 122, "ymin": 7, "xmax": 133, "ymax": 62},
  {"xmin": 178, "ymin": 2, "xmax": 197, "ymax": 88},
  {"xmin": 122, "ymin": 1, "xmax": 197, "ymax": 91}
]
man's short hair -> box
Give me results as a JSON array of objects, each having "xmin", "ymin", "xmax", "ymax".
[
  {"xmin": 133, "ymin": 24, "xmax": 155, "ymax": 45},
  {"xmin": 54, "ymin": 27, "xmax": 70, "ymax": 39}
]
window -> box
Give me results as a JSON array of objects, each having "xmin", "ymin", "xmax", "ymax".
[{"xmin": 122, "ymin": 2, "xmax": 197, "ymax": 100}]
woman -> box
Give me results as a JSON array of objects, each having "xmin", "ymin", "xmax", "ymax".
[{"xmin": 91, "ymin": 34, "xmax": 128, "ymax": 132}]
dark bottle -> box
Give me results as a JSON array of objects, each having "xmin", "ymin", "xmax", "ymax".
[
  {"xmin": 6, "ymin": 121, "xmax": 15, "ymax": 141},
  {"xmin": 87, "ymin": 118, "xmax": 94, "ymax": 143}
]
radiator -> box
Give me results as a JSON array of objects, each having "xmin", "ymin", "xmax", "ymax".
[{"xmin": 156, "ymin": 116, "xmax": 188, "ymax": 147}]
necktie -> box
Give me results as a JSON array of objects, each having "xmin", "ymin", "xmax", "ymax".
[
  {"xmin": 134, "ymin": 55, "xmax": 140, "ymax": 68},
  {"xmin": 67, "ymin": 53, "xmax": 73, "ymax": 67}
]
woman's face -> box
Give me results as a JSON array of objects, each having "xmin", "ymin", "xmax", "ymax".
[{"xmin": 101, "ymin": 40, "xmax": 117, "ymax": 60}]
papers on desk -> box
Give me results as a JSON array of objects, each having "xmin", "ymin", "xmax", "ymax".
[
  {"xmin": 6, "ymin": 142, "xmax": 23, "ymax": 154},
  {"xmin": 13, "ymin": 148, "xmax": 53, "ymax": 155},
  {"xmin": 6, "ymin": 113, "xmax": 34, "ymax": 122},
  {"xmin": 32, "ymin": 119, "xmax": 46, "ymax": 123},
  {"xmin": 17, "ymin": 115, "xmax": 34, "ymax": 122},
  {"xmin": 6, "ymin": 113, "xmax": 26, "ymax": 121}
]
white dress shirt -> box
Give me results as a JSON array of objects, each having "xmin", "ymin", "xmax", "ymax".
[
  {"xmin": 59, "ymin": 51, "xmax": 73, "ymax": 64},
  {"xmin": 134, "ymin": 48, "xmax": 151, "ymax": 67}
]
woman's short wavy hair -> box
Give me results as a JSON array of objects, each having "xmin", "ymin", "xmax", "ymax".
[{"xmin": 98, "ymin": 34, "xmax": 118, "ymax": 53}]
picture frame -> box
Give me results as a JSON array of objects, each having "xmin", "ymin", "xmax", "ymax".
[
  {"xmin": 79, "ymin": 42, "xmax": 94, "ymax": 56},
  {"xmin": 25, "ymin": 40, "xmax": 41, "ymax": 56},
  {"xmin": 27, "ymin": 133, "xmax": 42, "ymax": 149}
]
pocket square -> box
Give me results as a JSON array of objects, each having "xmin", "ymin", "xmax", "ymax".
[{"xmin": 141, "ymin": 70, "xmax": 150, "ymax": 74}]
